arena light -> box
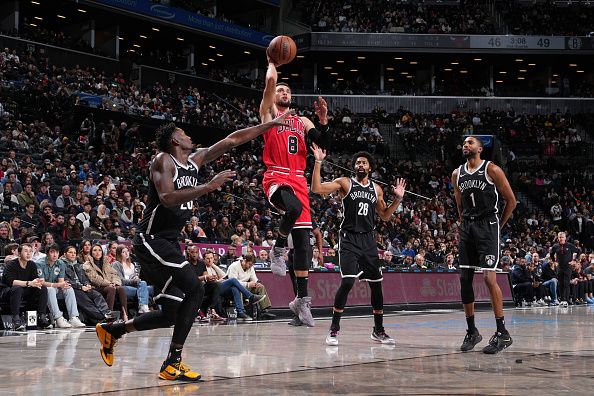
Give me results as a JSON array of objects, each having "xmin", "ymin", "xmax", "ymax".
[
  {"xmin": 139, "ymin": 35, "xmax": 147, "ymax": 39},
  {"xmin": 388, "ymin": 78, "xmax": 394, "ymax": 81},
  {"xmin": 460, "ymin": 70, "xmax": 468, "ymax": 74},
  {"xmin": 519, "ymin": 69, "xmax": 527, "ymax": 72},
  {"xmin": 495, "ymin": 80, "xmax": 503, "ymax": 83},
  {"xmin": 386, "ymin": 67, "xmax": 394, "ymax": 71},
  {"xmin": 409, "ymin": 61, "xmax": 418, "ymax": 65},
  {"xmin": 29, "ymin": 23, "xmax": 37, "ymax": 26},
  {"xmin": 216, "ymin": 53, "xmax": 223, "ymax": 57},
  {"xmin": 118, "ymin": 37, "xmax": 124, "ymax": 41},
  {"xmin": 406, "ymin": 75, "xmax": 413, "ymax": 79},
  {"xmin": 569, "ymin": 63, "xmax": 577, "ymax": 67},
  {"xmin": 208, "ymin": 58, "xmax": 215, "ymax": 62},
  {"xmin": 176, "ymin": 37, "xmax": 184, "ymax": 41},
  {"xmin": 528, "ymin": 63, "xmax": 536, "ymax": 66},
  {"xmin": 330, "ymin": 72, "xmax": 338, "ymax": 75},
  {"xmin": 291, "ymin": 73, "xmax": 299, "ymax": 76},
  {"xmin": 517, "ymin": 77, "xmax": 525, "ymax": 80},
  {"xmin": 324, "ymin": 66, "xmax": 332, "ymax": 70},
  {"xmin": 499, "ymin": 71, "xmax": 507, "ymax": 74},
  {"xmin": 152, "ymin": 27, "xmax": 160, "ymax": 32},
  {"xmin": 77, "ymin": 9, "xmax": 87, "ymax": 13},
  {"xmin": 201, "ymin": 62, "xmax": 208, "ymax": 66},
  {"xmin": 31, "ymin": 1, "xmax": 40, "ymax": 4},
  {"xmin": 244, "ymin": 51, "xmax": 251, "ymax": 55},
  {"xmin": 451, "ymin": 62, "xmax": 459, "ymax": 65},
  {"xmin": 296, "ymin": 55, "xmax": 304, "ymax": 58},
  {"xmin": 209, "ymin": 45, "xmax": 216, "ymax": 49},
  {"xmin": 349, "ymin": 69, "xmax": 358, "ymax": 72},
  {"xmin": 444, "ymin": 68, "xmax": 452, "ymax": 71},
  {"xmin": 515, "ymin": 58, "xmax": 523, "ymax": 62},
  {"xmin": 336, "ymin": 60, "xmax": 344, "ymax": 63},
  {"xmin": 34, "ymin": 16, "xmax": 43, "ymax": 20},
  {"xmin": 553, "ymin": 74, "xmax": 559, "ymax": 77},
  {"xmin": 401, "ymin": 71, "xmax": 408, "ymax": 75},
  {"xmin": 133, "ymin": 44, "xmax": 140, "ymax": 48},
  {"xmin": 281, "ymin": 77, "xmax": 289, "ymax": 80},
  {"xmin": 394, "ymin": 57, "xmax": 403, "ymax": 60},
  {"xmin": 473, "ymin": 58, "xmax": 482, "ymax": 61},
  {"xmin": 357, "ymin": 56, "xmax": 366, "ymax": 60},
  {"xmin": 577, "ymin": 70, "xmax": 585, "ymax": 73},
  {"xmin": 57, "ymin": 15, "xmax": 66, "ymax": 19},
  {"xmin": 551, "ymin": 80, "xmax": 557, "ymax": 84},
  {"xmin": 337, "ymin": 78, "xmax": 344, "ymax": 81}
]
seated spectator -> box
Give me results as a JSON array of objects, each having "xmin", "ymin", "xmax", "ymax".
[
  {"xmin": 226, "ymin": 254, "xmax": 274, "ymax": 319},
  {"xmin": 83, "ymin": 216, "xmax": 105, "ymax": 240},
  {"xmin": 540, "ymin": 258, "xmax": 559, "ymax": 305},
  {"xmin": 324, "ymin": 248, "xmax": 338, "ymax": 265},
  {"xmin": 0, "ymin": 222, "xmax": 14, "ymax": 255},
  {"xmin": 105, "ymin": 241, "xmax": 118, "ymax": 264},
  {"xmin": 410, "ymin": 254, "xmax": 427, "ymax": 270},
  {"xmin": 36, "ymin": 244, "xmax": 85, "ymax": 328},
  {"xmin": 64, "ymin": 214, "xmax": 82, "ymax": 242},
  {"xmin": 257, "ymin": 249, "xmax": 270, "ymax": 266},
  {"xmin": 77, "ymin": 239, "xmax": 93, "ymax": 264},
  {"xmin": 60, "ymin": 245, "xmax": 111, "ymax": 324},
  {"xmin": 219, "ymin": 244, "xmax": 238, "ymax": 267},
  {"xmin": 0, "ymin": 244, "xmax": 51, "ymax": 330},
  {"xmin": 3, "ymin": 242, "xmax": 19, "ymax": 262},
  {"xmin": 187, "ymin": 248, "xmax": 225, "ymax": 321},
  {"xmin": 379, "ymin": 251, "xmax": 394, "ymax": 268},
  {"xmin": 29, "ymin": 236, "xmax": 46, "ymax": 262},
  {"xmin": 112, "ymin": 245, "xmax": 151, "ymax": 314},
  {"xmin": 511, "ymin": 258, "xmax": 535, "ymax": 306},
  {"xmin": 83, "ymin": 243, "xmax": 128, "ymax": 321},
  {"xmin": 310, "ymin": 247, "xmax": 322, "ymax": 269}
]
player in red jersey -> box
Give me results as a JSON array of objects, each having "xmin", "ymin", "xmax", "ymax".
[{"xmin": 259, "ymin": 55, "xmax": 331, "ymax": 327}]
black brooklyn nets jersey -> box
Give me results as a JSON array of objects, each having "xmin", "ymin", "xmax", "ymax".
[
  {"xmin": 457, "ymin": 160, "xmax": 498, "ymax": 220},
  {"xmin": 137, "ymin": 154, "xmax": 200, "ymax": 240},
  {"xmin": 340, "ymin": 178, "xmax": 377, "ymax": 233}
]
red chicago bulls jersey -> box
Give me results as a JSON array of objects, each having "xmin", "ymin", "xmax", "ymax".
[{"xmin": 263, "ymin": 111, "xmax": 307, "ymax": 171}]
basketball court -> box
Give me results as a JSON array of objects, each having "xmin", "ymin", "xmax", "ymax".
[{"xmin": 1, "ymin": 306, "xmax": 592, "ymax": 395}]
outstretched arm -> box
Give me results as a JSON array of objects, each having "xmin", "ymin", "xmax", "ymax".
[
  {"xmin": 153, "ymin": 153, "xmax": 235, "ymax": 208},
  {"xmin": 259, "ymin": 55, "xmax": 279, "ymax": 123},
  {"xmin": 191, "ymin": 111, "xmax": 293, "ymax": 167},
  {"xmin": 376, "ymin": 179, "xmax": 406, "ymax": 221},
  {"xmin": 310, "ymin": 143, "xmax": 347, "ymax": 195}
]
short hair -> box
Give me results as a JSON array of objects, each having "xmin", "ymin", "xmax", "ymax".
[
  {"xmin": 351, "ymin": 151, "xmax": 375, "ymax": 172},
  {"xmin": 155, "ymin": 122, "xmax": 178, "ymax": 152},
  {"xmin": 203, "ymin": 251, "xmax": 214, "ymax": 258},
  {"xmin": 469, "ymin": 135, "xmax": 484, "ymax": 148},
  {"xmin": 46, "ymin": 243, "xmax": 60, "ymax": 253},
  {"xmin": 243, "ymin": 253, "xmax": 256, "ymax": 264},
  {"xmin": 276, "ymin": 82, "xmax": 291, "ymax": 89},
  {"xmin": 18, "ymin": 243, "xmax": 32, "ymax": 253}
]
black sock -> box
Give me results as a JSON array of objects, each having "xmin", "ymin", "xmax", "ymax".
[
  {"xmin": 296, "ymin": 277, "xmax": 308, "ymax": 298},
  {"xmin": 166, "ymin": 344, "xmax": 183, "ymax": 364},
  {"xmin": 330, "ymin": 310, "xmax": 342, "ymax": 332},
  {"xmin": 108, "ymin": 321, "xmax": 127, "ymax": 338},
  {"xmin": 495, "ymin": 317, "xmax": 506, "ymax": 333},
  {"xmin": 374, "ymin": 313, "xmax": 383, "ymax": 332},
  {"xmin": 275, "ymin": 234, "xmax": 288, "ymax": 249},
  {"xmin": 466, "ymin": 315, "xmax": 477, "ymax": 332}
]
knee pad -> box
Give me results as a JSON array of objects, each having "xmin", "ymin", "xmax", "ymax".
[
  {"xmin": 460, "ymin": 268, "xmax": 475, "ymax": 304},
  {"xmin": 334, "ymin": 277, "xmax": 356, "ymax": 310},
  {"xmin": 369, "ymin": 281, "xmax": 383, "ymax": 311},
  {"xmin": 291, "ymin": 228, "xmax": 310, "ymax": 271}
]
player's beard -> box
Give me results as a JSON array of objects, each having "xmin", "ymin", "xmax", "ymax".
[
  {"xmin": 355, "ymin": 169, "xmax": 368, "ymax": 181},
  {"xmin": 462, "ymin": 148, "xmax": 476, "ymax": 158},
  {"xmin": 276, "ymin": 99, "xmax": 291, "ymax": 108}
]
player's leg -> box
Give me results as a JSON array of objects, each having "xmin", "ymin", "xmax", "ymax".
[
  {"xmin": 479, "ymin": 218, "xmax": 512, "ymax": 354},
  {"xmin": 288, "ymin": 228, "xmax": 314, "ymax": 327},
  {"xmin": 458, "ymin": 222, "xmax": 482, "ymax": 351},
  {"xmin": 269, "ymin": 187, "xmax": 302, "ymax": 275},
  {"xmin": 326, "ymin": 234, "xmax": 358, "ymax": 345},
  {"xmin": 286, "ymin": 250, "xmax": 303, "ymax": 326}
]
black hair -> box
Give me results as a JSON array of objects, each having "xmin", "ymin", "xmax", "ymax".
[
  {"xmin": 351, "ymin": 151, "xmax": 375, "ymax": 173},
  {"xmin": 276, "ymin": 82, "xmax": 291, "ymax": 89},
  {"xmin": 155, "ymin": 122, "xmax": 178, "ymax": 152},
  {"xmin": 469, "ymin": 135, "xmax": 484, "ymax": 148}
]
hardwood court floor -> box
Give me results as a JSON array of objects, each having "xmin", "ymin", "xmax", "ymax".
[{"xmin": 1, "ymin": 305, "xmax": 593, "ymax": 395}]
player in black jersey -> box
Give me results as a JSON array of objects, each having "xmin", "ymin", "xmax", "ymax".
[
  {"xmin": 453, "ymin": 136, "xmax": 516, "ymax": 354},
  {"xmin": 95, "ymin": 113, "xmax": 291, "ymax": 381},
  {"xmin": 311, "ymin": 144, "xmax": 406, "ymax": 346}
]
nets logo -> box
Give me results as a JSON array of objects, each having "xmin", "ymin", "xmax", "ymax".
[
  {"xmin": 485, "ymin": 255, "xmax": 496, "ymax": 266},
  {"xmin": 420, "ymin": 279, "xmax": 437, "ymax": 297}
]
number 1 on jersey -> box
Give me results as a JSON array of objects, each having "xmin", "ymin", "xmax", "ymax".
[{"xmin": 469, "ymin": 192, "xmax": 476, "ymax": 207}]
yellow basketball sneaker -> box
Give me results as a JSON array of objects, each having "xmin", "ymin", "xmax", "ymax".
[
  {"xmin": 159, "ymin": 361, "xmax": 202, "ymax": 381},
  {"xmin": 95, "ymin": 322, "xmax": 120, "ymax": 367}
]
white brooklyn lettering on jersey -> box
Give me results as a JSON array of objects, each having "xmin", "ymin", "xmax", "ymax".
[
  {"xmin": 349, "ymin": 190, "xmax": 377, "ymax": 203},
  {"xmin": 176, "ymin": 176, "xmax": 199, "ymax": 189},
  {"xmin": 458, "ymin": 179, "xmax": 487, "ymax": 193}
]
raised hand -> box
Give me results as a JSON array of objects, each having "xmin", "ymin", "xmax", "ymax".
[
  {"xmin": 392, "ymin": 178, "xmax": 407, "ymax": 200},
  {"xmin": 311, "ymin": 142, "xmax": 327, "ymax": 162},
  {"xmin": 313, "ymin": 96, "xmax": 328, "ymax": 123},
  {"xmin": 208, "ymin": 170, "xmax": 237, "ymax": 190}
]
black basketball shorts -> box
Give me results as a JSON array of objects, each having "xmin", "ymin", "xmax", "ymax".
[
  {"xmin": 133, "ymin": 234, "xmax": 189, "ymax": 302},
  {"xmin": 338, "ymin": 231, "xmax": 383, "ymax": 282},
  {"xmin": 458, "ymin": 215, "xmax": 501, "ymax": 271}
]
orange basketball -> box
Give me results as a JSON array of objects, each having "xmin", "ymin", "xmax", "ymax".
[{"xmin": 267, "ymin": 35, "xmax": 297, "ymax": 66}]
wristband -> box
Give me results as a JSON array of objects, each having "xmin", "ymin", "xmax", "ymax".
[{"xmin": 315, "ymin": 160, "xmax": 323, "ymax": 164}]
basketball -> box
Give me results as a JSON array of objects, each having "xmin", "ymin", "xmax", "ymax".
[{"xmin": 267, "ymin": 35, "xmax": 297, "ymax": 65}]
